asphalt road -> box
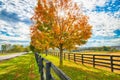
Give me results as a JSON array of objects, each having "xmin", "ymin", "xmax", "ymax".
[{"xmin": 0, "ymin": 52, "xmax": 27, "ymax": 61}]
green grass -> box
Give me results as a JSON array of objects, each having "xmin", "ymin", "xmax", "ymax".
[
  {"xmin": 1, "ymin": 52, "xmax": 119, "ymax": 80},
  {"xmin": 0, "ymin": 53, "xmax": 39, "ymax": 80},
  {"xmin": 42, "ymin": 54, "xmax": 120, "ymax": 80}
]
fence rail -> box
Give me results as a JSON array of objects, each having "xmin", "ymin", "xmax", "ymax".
[
  {"xmin": 49, "ymin": 52, "xmax": 120, "ymax": 72},
  {"xmin": 34, "ymin": 53, "xmax": 71, "ymax": 80}
]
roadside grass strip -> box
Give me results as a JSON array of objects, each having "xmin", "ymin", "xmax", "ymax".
[{"xmin": 0, "ymin": 53, "xmax": 39, "ymax": 80}]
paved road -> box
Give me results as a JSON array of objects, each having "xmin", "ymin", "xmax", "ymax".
[{"xmin": 0, "ymin": 52, "xmax": 27, "ymax": 61}]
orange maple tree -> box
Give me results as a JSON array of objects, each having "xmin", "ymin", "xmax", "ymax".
[{"xmin": 31, "ymin": 0, "xmax": 92, "ymax": 65}]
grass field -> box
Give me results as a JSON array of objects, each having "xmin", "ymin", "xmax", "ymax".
[
  {"xmin": 42, "ymin": 54, "xmax": 120, "ymax": 80},
  {"xmin": 73, "ymin": 51, "xmax": 120, "ymax": 55},
  {"xmin": 0, "ymin": 52, "xmax": 120, "ymax": 80},
  {"xmin": 0, "ymin": 53, "xmax": 39, "ymax": 80}
]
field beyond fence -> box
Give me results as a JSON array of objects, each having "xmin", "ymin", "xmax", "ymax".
[{"xmin": 49, "ymin": 52, "xmax": 120, "ymax": 73}]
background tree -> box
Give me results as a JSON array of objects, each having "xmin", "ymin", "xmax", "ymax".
[
  {"xmin": 0, "ymin": 44, "xmax": 29, "ymax": 53},
  {"xmin": 31, "ymin": 0, "xmax": 92, "ymax": 65},
  {"xmin": 1, "ymin": 44, "xmax": 7, "ymax": 53},
  {"xmin": 30, "ymin": 28, "xmax": 50, "ymax": 54},
  {"xmin": 10, "ymin": 45, "xmax": 24, "ymax": 52}
]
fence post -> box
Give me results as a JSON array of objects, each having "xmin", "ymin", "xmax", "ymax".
[
  {"xmin": 74, "ymin": 54, "xmax": 76, "ymax": 62},
  {"xmin": 110, "ymin": 56, "xmax": 113, "ymax": 72},
  {"xmin": 58, "ymin": 52, "xmax": 60, "ymax": 57},
  {"xmin": 56, "ymin": 53, "xmax": 57, "ymax": 56},
  {"xmin": 39, "ymin": 57, "xmax": 44, "ymax": 80},
  {"xmin": 93, "ymin": 55, "xmax": 95, "ymax": 68},
  {"xmin": 55, "ymin": 52, "xmax": 56, "ymax": 56},
  {"xmin": 81, "ymin": 54, "xmax": 84, "ymax": 64},
  {"xmin": 46, "ymin": 62, "xmax": 51, "ymax": 80},
  {"xmin": 57, "ymin": 53, "xmax": 59, "ymax": 57},
  {"xmin": 68, "ymin": 53, "xmax": 70, "ymax": 60},
  {"xmin": 35, "ymin": 53, "xmax": 39, "ymax": 64},
  {"xmin": 64, "ymin": 53, "xmax": 65, "ymax": 60}
]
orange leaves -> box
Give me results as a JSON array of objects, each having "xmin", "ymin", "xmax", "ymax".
[
  {"xmin": 30, "ymin": 0, "xmax": 92, "ymax": 52},
  {"xmin": 53, "ymin": 26, "xmax": 60, "ymax": 34},
  {"xmin": 74, "ymin": 2, "xmax": 79, "ymax": 10},
  {"xmin": 78, "ymin": 16, "xmax": 88, "ymax": 27},
  {"xmin": 43, "ymin": 0, "xmax": 46, "ymax": 3}
]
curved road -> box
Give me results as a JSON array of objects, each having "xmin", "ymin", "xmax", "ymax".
[{"xmin": 0, "ymin": 52, "xmax": 27, "ymax": 61}]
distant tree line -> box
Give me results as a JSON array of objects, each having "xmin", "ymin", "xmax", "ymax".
[
  {"xmin": 92, "ymin": 46, "xmax": 118, "ymax": 52},
  {"xmin": 73, "ymin": 46, "xmax": 119, "ymax": 52},
  {"xmin": 0, "ymin": 44, "xmax": 30, "ymax": 53}
]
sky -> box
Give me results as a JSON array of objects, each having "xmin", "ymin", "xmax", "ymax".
[{"xmin": 0, "ymin": 0, "xmax": 120, "ymax": 47}]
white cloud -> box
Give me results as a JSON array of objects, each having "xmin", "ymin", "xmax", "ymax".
[
  {"xmin": 82, "ymin": 38, "xmax": 120, "ymax": 47},
  {"xmin": 0, "ymin": 0, "xmax": 120, "ymax": 47},
  {"xmin": 0, "ymin": 21, "xmax": 30, "ymax": 43},
  {"xmin": 73, "ymin": 0, "xmax": 120, "ymax": 47},
  {"xmin": 0, "ymin": 35, "xmax": 30, "ymax": 41},
  {"xmin": 74, "ymin": 0, "xmax": 108, "ymax": 11},
  {"xmin": 83, "ymin": 11, "xmax": 120, "ymax": 47},
  {"xmin": 74, "ymin": 0, "xmax": 120, "ymax": 38},
  {"xmin": 87, "ymin": 12, "xmax": 120, "ymax": 37},
  {"xmin": 0, "ymin": 0, "xmax": 36, "ymax": 45},
  {"xmin": 1, "ymin": 0, "xmax": 37, "ymax": 19}
]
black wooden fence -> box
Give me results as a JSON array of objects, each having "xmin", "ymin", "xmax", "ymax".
[
  {"xmin": 34, "ymin": 53, "xmax": 71, "ymax": 80},
  {"xmin": 49, "ymin": 52, "xmax": 120, "ymax": 72}
]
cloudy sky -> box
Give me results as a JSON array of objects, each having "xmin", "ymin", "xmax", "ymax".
[{"xmin": 0, "ymin": 0, "xmax": 120, "ymax": 47}]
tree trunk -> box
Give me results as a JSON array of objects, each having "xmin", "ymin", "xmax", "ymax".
[
  {"xmin": 2, "ymin": 50, "xmax": 3, "ymax": 54},
  {"xmin": 45, "ymin": 49, "xmax": 48, "ymax": 56},
  {"xmin": 59, "ymin": 44, "xmax": 63, "ymax": 66}
]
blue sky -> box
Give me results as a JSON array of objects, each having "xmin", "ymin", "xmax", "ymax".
[{"xmin": 0, "ymin": 0, "xmax": 120, "ymax": 47}]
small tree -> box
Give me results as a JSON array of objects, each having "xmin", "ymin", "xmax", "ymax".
[
  {"xmin": 31, "ymin": 0, "xmax": 92, "ymax": 65},
  {"xmin": 1, "ymin": 44, "xmax": 7, "ymax": 53},
  {"xmin": 30, "ymin": 27, "xmax": 50, "ymax": 55}
]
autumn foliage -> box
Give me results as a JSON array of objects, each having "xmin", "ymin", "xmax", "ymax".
[{"xmin": 30, "ymin": 0, "xmax": 92, "ymax": 65}]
